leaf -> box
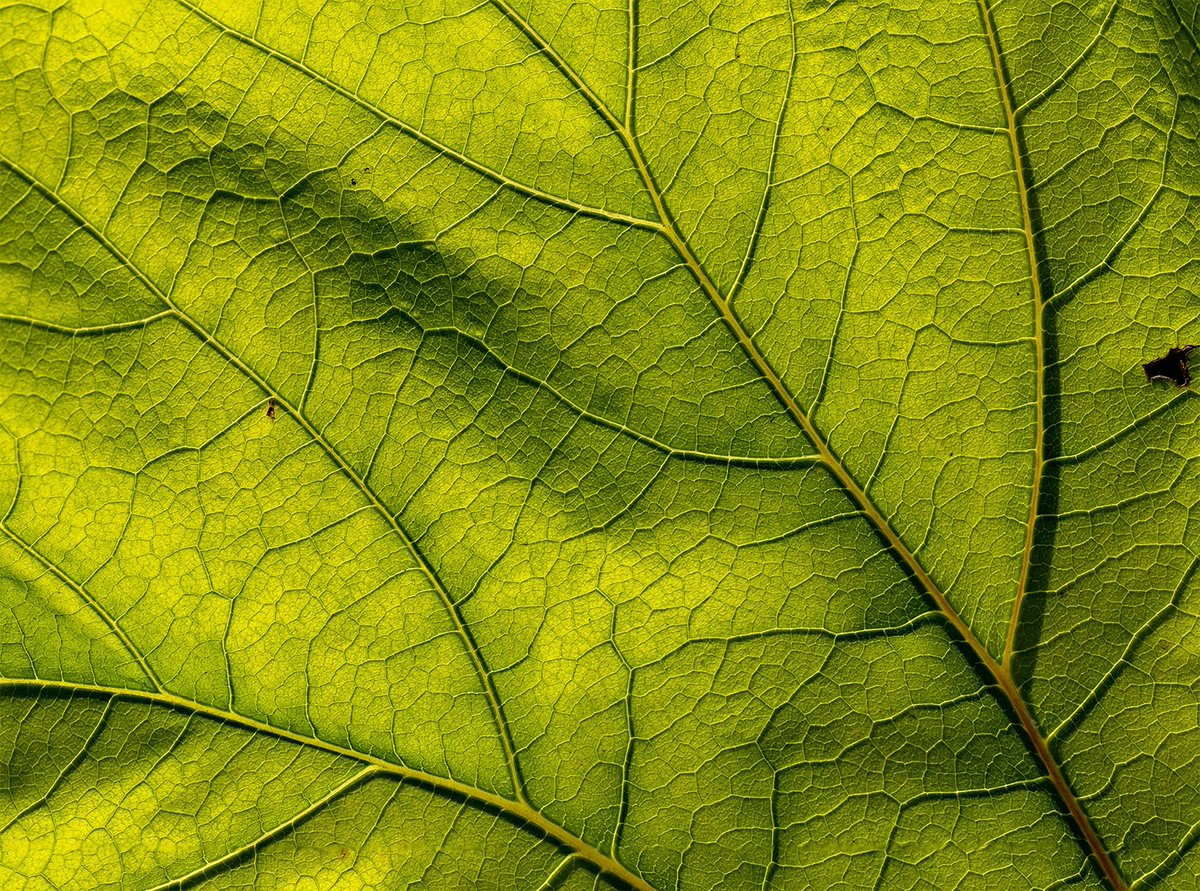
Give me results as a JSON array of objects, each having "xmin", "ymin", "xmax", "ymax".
[{"xmin": 0, "ymin": 0, "xmax": 1198, "ymax": 887}]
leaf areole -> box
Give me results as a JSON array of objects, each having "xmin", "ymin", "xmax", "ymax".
[{"xmin": 1142, "ymin": 345, "xmax": 1199, "ymax": 387}]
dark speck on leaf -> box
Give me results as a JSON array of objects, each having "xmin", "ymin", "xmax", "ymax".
[
  {"xmin": 350, "ymin": 178, "xmax": 357, "ymax": 186},
  {"xmin": 266, "ymin": 399, "xmax": 276, "ymax": 421},
  {"xmin": 1143, "ymin": 345, "xmax": 1199, "ymax": 388}
]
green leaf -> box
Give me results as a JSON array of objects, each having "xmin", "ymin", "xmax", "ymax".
[{"xmin": 1, "ymin": 0, "xmax": 1198, "ymax": 886}]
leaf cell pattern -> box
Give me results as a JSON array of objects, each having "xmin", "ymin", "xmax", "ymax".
[{"xmin": 1, "ymin": 0, "xmax": 1199, "ymax": 887}]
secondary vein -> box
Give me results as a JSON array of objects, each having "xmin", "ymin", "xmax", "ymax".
[
  {"xmin": 0, "ymin": 522, "xmax": 164, "ymax": 693},
  {"xmin": 0, "ymin": 678, "xmax": 658, "ymax": 891},
  {"xmin": 600, "ymin": 7, "xmax": 1124, "ymax": 885},
  {"xmin": 0, "ymin": 153, "xmax": 528, "ymax": 809},
  {"xmin": 972, "ymin": 6, "xmax": 1125, "ymax": 885},
  {"xmin": 169, "ymin": 0, "xmax": 660, "ymax": 232}
]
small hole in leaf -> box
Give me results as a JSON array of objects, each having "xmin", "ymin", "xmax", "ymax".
[
  {"xmin": 266, "ymin": 399, "xmax": 276, "ymax": 421},
  {"xmin": 1143, "ymin": 345, "xmax": 1199, "ymax": 388}
]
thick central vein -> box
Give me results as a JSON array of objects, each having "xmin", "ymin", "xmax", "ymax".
[
  {"xmin": 484, "ymin": 2, "xmax": 1128, "ymax": 886},
  {"xmin": 651, "ymin": 145, "xmax": 1122, "ymax": 891}
]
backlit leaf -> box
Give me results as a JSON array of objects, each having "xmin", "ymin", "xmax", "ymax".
[{"xmin": 2, "ymin": 0, "xmax": 1199, "ymax": 887}]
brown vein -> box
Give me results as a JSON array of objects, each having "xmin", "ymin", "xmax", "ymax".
[
  {"xmin": 449, "ymin": 2, "xmax": 1128, "ymax": 886},
  {"xmin": 1, "ymin": 5, "xmax": 1135, "ymax": 886},
  {"xmin": 974, "ymin": 4, "xmax": 1124, "ymax": 884}
]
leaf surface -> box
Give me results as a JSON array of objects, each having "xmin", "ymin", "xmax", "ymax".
[{"xmin": 1, "ymin": 0, "xmax": 1199, "ymax": 887}]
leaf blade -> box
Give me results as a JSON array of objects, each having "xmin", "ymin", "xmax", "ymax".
[{"xmin": 4, "ymin": 0, "xmax": 1200, "ymax": 886}]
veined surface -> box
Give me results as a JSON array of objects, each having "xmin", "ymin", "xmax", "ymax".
[{"xmin": 1, "ymin": 0, "xmax": 1199, "ymax": 887}]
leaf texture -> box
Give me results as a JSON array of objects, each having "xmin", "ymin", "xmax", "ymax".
[{"xmin": 1, "ymin": 0, "xmax": 1199, "ymax": 887}]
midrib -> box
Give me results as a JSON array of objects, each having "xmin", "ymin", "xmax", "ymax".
[{"xmin": 597, "ymin": 3, "xmax": 1128, "ymax": 887}]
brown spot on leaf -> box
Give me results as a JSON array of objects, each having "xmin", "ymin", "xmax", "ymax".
[
  {"xmin": 266, "ymin": 399, "xmax": 276, "ymax": 420},
  {"xmin": 1143, "ymin": 345, "xmax": 1199, "ymax": 388}
]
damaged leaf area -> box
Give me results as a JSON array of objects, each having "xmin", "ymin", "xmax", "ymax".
[
  {"xmin": 1144, "ymin": 345, "xmax": 1199, "ymax": 387},
  {"xmin": 1, "ymin": 0, "xmax": 1199, "ymax": 888}
]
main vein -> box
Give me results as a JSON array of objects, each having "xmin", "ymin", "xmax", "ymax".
[
  {"xmin": 490, "ymin": 2, "xmax": 1124, "ymax": 887},
  {"xmin": 661, "ymin": 138, "xmax": 1121, "ymax": 891}
]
